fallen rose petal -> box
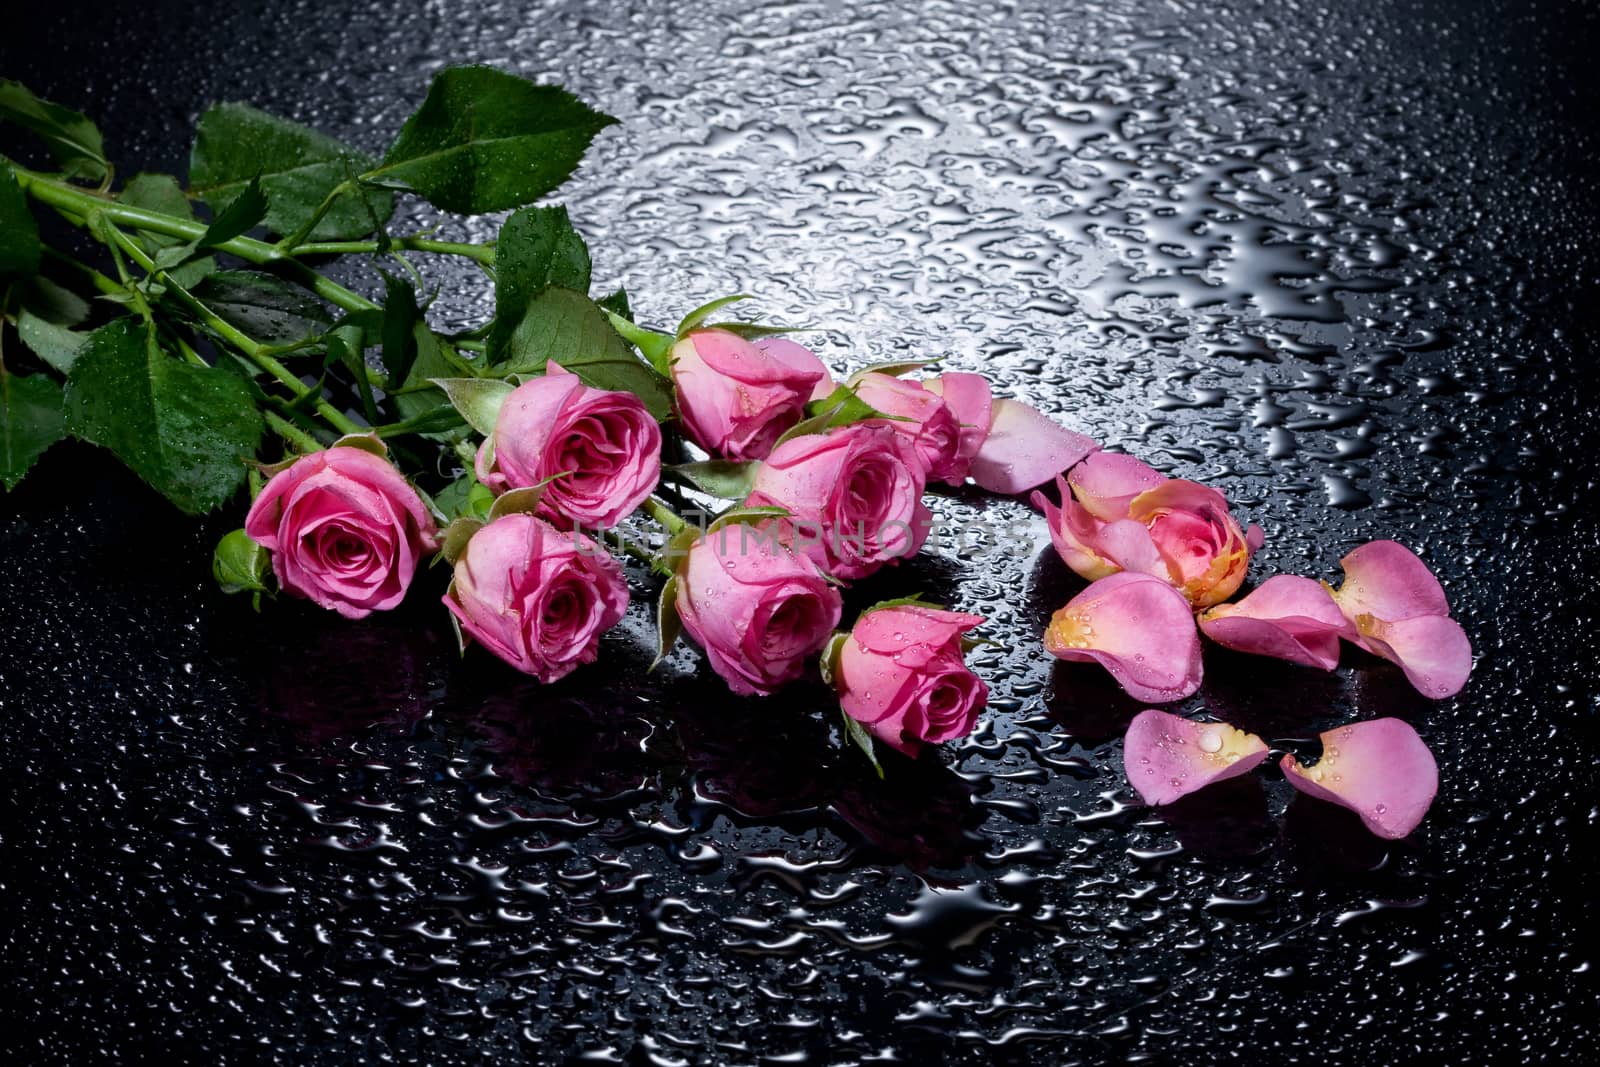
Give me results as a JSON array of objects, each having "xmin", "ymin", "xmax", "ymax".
[
  {"xmin": 1044, "ymin": 571, "xmax": 1202, "ymax": 702},
  {"xmin": 1280, "ymin": 718, "xmax": 1438, "ymax": 839},
  {"xmin": 1333, "ymin": 540, "xmax": 1451, "ymax": 622},
  {"xmin": 1198, "ymin": 575, "xmax": 1352, "ymax": 670},
  {"xmin": 1355, "ymin": 613, "xmax": 1473, "ymax": 699},
  {"xmin": 969, "ymin": 397, "xmax": 1098, "ymax": 494},
  {"xmin": 1122, "ymin": 708, "xmax": 1270, "ymax": 805}
]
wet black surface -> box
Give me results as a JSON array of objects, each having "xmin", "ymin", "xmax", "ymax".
[{"xmin": 3, "ymin": 0, "xmax": 1598, "ymax": 1062}]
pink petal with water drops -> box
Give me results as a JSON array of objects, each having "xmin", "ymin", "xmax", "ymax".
[
  {"xmin": 1198, "ymin": 575, "xmax": 1353, "ymax": 670},
  {"xmin": 1356, "ymin": 613, "xmax": 1473, "ymax": 699},
  {"xmin": 1333, "ymin": 540, "xmax": 1450, "ymax": 622},
  {"xmin": 1281, "ymin": 718, "xmax": 1438, "ymax": 839},
  {"xmin": 968, "ymin": 398, "xmax": 1099, "ymax": 494},
  {"xmin": 1066, "ymin": 451, "xmax": 1166, "ymax": 521},
  {"xmin": 923, "ymin": 372, "xmax": 993, "ymax": 470},
  {"xmin": 1044, "ymin": 571, "xmax": 1202, "ymax": 703},
  {"xmin": 1122, "ymin": 709, "xmax": 1270, "ymax": 806}
]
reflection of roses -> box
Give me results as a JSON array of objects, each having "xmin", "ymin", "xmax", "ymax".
[
  {"xmin": 470, "ymin": 690, "xmax": 655, "ymax": 802},
  {"xmin": 256, "ymin": 618, "xmax": 433, "ymax": 745}
]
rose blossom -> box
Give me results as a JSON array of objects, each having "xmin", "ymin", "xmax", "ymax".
[
  {"xmin": 1033, "ymin": 451, "xmax": 1263, "ymax": 609},
  {"xmin": 850, "ymin": 372, "xmax": 964, "ymax": 482},
  {"xmin": 245, "ymin": 444, "xmax": 437, "ymax": 619},
  {"xmin": 674, "ymin": 524, "xmax": 843, "ymax": 696},
  {"xmin": 670, "ymin": 329, "xmax": 827, "ymax": 460},
  {"xmin": 444, "ymin": 513, "xmax": 628, "ymax": 682},
  {"xmin": 476, "ymin": 362, "xmax": 661, "ymax": 529},
  {"xmin": 923, "ymin": 372, "xmax": 1099, "ymax": 493},
  {"xmin": 745, "ymin": 423, "xmax": 931, "ymax": 580},
  {"xmin": 830, "ymin": 604, "xmax": 988, "ymax": 756}
]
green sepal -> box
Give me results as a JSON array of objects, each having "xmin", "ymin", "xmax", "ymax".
[
  {"xmin": 431, "ymin": 377, "xmax": 515, "ymax": 436},
  {"xmin": 328, "ymin": 432, "xmax": 388, "ymax": 458},
  {"xmin": 604, "ymin": 309, "xmax": 674, "ymax": 375},
  {"xmin": 667, "ymin": 459, "xmax": 759, "ymax": 500},
  {"xmin": 700, "ymin": 321, "xmax": 796, "ymax": 341},
  {"xmin": 653, "ymin": 574, "xmax": 683, "ymax": 670},
  {"xmin": 841, "ymin": 710, "xmax": 884, "ymax": 780},
  {"xmin": 818, "ymin": 631, "xmax": 847, "ymax": 689},
  {"xmin": 675, "ymin": 293, "xmax": 750, "ymax": 338},
  {"xmin": 486, "ymin": 483, "xmax": 548, "ymax": 522},
  {"xmin": 847, "ymin": 358, "xmax": 939, "ymax": 381},
  {"xmin": 706, "ymin": 504, "xmax": 788, "ymax": 534},
  {"xmin": 439, "ymin": 518, "xmax": 484, "ymax": 565}
]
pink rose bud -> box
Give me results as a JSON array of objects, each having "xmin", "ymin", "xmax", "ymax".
[
  {"xmin": 444, "ymin": 513, "xmax": 629, "ymax": 682},
  {"xmin": 476, "ymin": 363, "xmax": 662, "ymax": 529},
  {"xmin": 670, "ymin": 329, "xmax": 828, "ymax": 460},
  {"xmin": 674, "ymin": 523, "xmax": 843, "ymax": 696},
  {"xmin": 245, "ymin": 445, "xmax": 438, "ymax": 620},
  {"xmin": 1033, "ymin": 453, "xmax": 1263, "ymax": 609},
  {"xmin": 832, "ymin": 604, "xmax": 988, "ymax": 757},
  {"xmin": 850, "ymin": 372, "xmax": 964, "ymax": 482},
  {"xmin": 924, "ymin": 372, "xmax": 1099, "ymax": 493},
  {"xmin": 746, "ymin": 423, "xmax": 931, "ymax": 581}
]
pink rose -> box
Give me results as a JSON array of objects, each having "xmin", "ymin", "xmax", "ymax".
[
  {"xmin": 674, "ymin": 524, "xmax": 843, "ymax": 696},
  {"xmin": 830, "ymin": 604, "xmax": 988, "ymax": 756},
  {"xmin": 670, "ymin": 329, "xmax": 827, "ymax": 460},
  {"xmin": 444, "ymin": 513, "xmax": 628, "ymax": 682},
  {"xmin": 476, "ymin": 363, "xmax": 662, "ymax": 529},
  {"xmin": 245, "ymin": 444, "xmax": 437, "ymax": 619},
  {"xmin": 923, "ymin": 372, "xmax": 1099, "ymax": 493},
  {"xmin": 850, "ymin": 372, "xmax": 963, "ymax": 482},
  {"xmin": 1034, "ymin": 452, "xmax": 1263, "ymax": 609},
  {"xmin": 746, "ymin": 423, "xmax": 931, "ymax": 580}
]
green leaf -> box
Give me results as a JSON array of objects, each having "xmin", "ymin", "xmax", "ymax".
[
  {"xmin": 180, "ymin": 270, "xmax": 334, "ymax": 345},
  {"xmin": 374, "ymin": 403, "xmax": 464, "ymax": 438},
  {"xmin": 379, "ymin": 272, "xmax": 419, "ymax": 383},
  {"xmin": 189, "ymin": 102, "xmax": 394, "ymax": 241},
  {"xmin": 326, "ymin": 323, "xmax": 378, "ymax": 423},
  {"xmin": 653, "ymin": 574, "xmax": 682, "ymax": 669},
  {"xmin": 17, "ymin": 276, "xmax": 90, "ymax": 326},
  {"xmin": 668, "ymin": 459, "xmax": 758, "ymax": 500},
  {"xmin": 393, "ymin": 326, "xmax": 469, "ymax": 429},
  {"xmin": 486, "ymin": 205, "xmax": 590, "ymax": 361},
  {"xmin": 199, "ymin": 174, "xmax": 268, "ymax": 246},
  {"xmin": 841, "ymin": 710, "xmax": 884, "ymax": 779},
  {"xmin": 498, "ymin": 287, "xmax": 672, "ymax": 419},
  {"xmin": 64, "ymin": 319, "xmax": 265, "ymax": 513},
  {"xmin": 0, "ymin": 80, "xmax": 109, "ymax": 182},
  {"xmin": 120, "ymin": 173, "xmax": 216, "ymax": 289},
  {"xmin": 596, "ymin": 287, "xmax": 631, "ymax": 320},
  {"xmin": 0, "ymin": 372, "xmax": 66, "ymax": 490},
  {"xmin": 675, "ymin": 293, "xmax": 750, "ymax": 338},
  {"xmin": 431, "ymin": 377, "xmax": 515, "ymax": 436},
  {"xmin": 0, "ymin": 161, "xmax": 41, "ymax": 277},
  {"xmin": 15, "ymin": 308, "xmax": 88, "ymax": 374},
  {"xmin": 212, "ymin": 528, "xmax": 269, "ymax": 596},
  {"xmin": 367, "ymin": 65, "xmax": 617, "ymax": 215}
]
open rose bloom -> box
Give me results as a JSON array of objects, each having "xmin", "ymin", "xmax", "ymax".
[
  {"xmin": 1034, "ymin": 451, "xmax": 1262, "ymax": 608},
  {"xmin": 674, "ymin": 524, "xmax": 843, "ymax": 696},
  {"xmin": 746, "ymin": 423, "xmax": 931, "ymax": 580},
  {"xmin": 245, "ymin": 444, "xmax": 438, "ymax": 619},
  {"xmin": 829, "ymin": 604, "xmax": 988, "ymax": 756},
  {"xmin": 670, "ymin": 329, "xmax": 827, "ymax": 460},
  {"xmin": 444, "ymin": 513, "xmax": 629, "ymax": 683},
  {"xmin": 476, "ymin": 363, "xmax": 662, "ymax": 529}
]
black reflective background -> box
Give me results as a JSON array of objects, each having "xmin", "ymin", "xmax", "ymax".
[{"xmin": 2, "ymin": 0, "xmax": 1597, "ymax": 1062}]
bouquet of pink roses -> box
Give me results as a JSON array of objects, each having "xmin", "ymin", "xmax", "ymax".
[{"xmin": 0, "ymin": 67, "xmax": 1469, "ymax": 829}]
